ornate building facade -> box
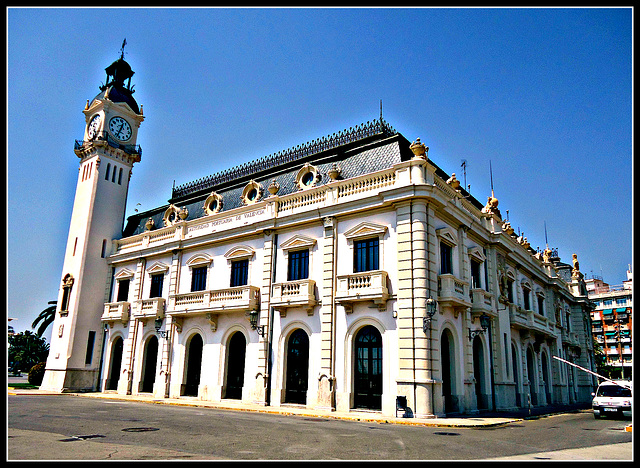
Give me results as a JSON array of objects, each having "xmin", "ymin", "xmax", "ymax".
[{"xmin": 41, "ymin": 55, "xmax": 596, "ymax": 418}]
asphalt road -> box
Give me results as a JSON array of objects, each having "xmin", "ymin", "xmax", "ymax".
[{"xmin": 8, "ymin": 394, "xmax": 633, "ymax": 460}]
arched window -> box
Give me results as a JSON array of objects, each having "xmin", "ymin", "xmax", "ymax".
[
  {"xmin": 285, "ymin": 329, "xmax": 309, "ymax": 404},
  {"xmin": 105, "ymin": 163, "xmax": 111, "ymax": 181},
  {"xmin": 118, "ymin": 167, "xmax": 123, "ymax": 185},
  {"xmin": 353, "ymin": 325, "xmax": 382, "ymax": 410}
]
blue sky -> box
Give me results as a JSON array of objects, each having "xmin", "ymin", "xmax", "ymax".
[{"xmin": 7, "ymin": 7, "xmax": 632, "ymax": 339}]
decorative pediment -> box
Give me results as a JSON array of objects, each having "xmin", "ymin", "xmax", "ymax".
[
  {"xmin": 436, "ymin": 226, "xmax": 458, "ymax": 246},
  {"xmin": 344, "ymin": 222, "xmax": 387, "ymax": 240},
  {"xmin": 280, "ymin": 234, "xmax": 317, "ymax": 252},
  {"xmin": 114, "ymin": 268, "xmax": 135, "ymax": 280},
  {"xmin": 520, "ymin": 278, "xmax": 532, "ymax": 290},
  {"xmin": 147, "ymin": 261, "xmax": 170, "ymax": 274},
  {"xmin": 186, "ymin": 253, "xmax": 213, "ymax": 267},
  {"xmin": 468, "ymin": 246, "xmax": 486, "ymax": 262},
  {"xmin": 224, "ymin": 245, "xmax": 255, "ymax": 260}
]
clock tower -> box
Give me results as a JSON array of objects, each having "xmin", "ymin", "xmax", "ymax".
[{"xmin": 41, "ymin": 48, "xmax": 144, "ymax": 392}]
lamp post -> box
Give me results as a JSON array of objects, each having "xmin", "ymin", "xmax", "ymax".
[
  {"xmin": 468, "ymin": 313, "xmax": 490, "ymax": 340},
  {"xmin": 423, "ymin": 297, "xmax": 437, "ymax": 334},
  {"xmin": 248, "ymin": 309, "xmax": 266, "ymax": 338},
  {"xmin": 154, "ymin": 317, "xmax": 168, "ymax": 338}
]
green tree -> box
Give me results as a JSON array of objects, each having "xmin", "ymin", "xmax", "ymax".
[
  {"xmin": 31, "ymin": 300, "xmax": 57, "ymax": 338},
  {"xmin": 8, "ymin": 331, "xmax": 49, "ymax": 373},
  {"xmin": 592, "ymin": 337, "xmax": 613, "ymax": 379}
]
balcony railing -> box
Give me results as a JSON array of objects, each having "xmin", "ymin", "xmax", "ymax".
[
  {"xmin": 271, "ymin": 279, "xmax": 317, "ymax": 316},
  {"xmin": 335, "ymin": 270, "xmax": 389, "ymax": 313},
  {"xmin": 102, "ymin": 301, "xmax": 130, "ymax": 324},
  {"xmin": 437, "ymin": 274, "xmax": 471, "ymax": 314},
  {"xmin": 74, "ymin": 131, "xmax": 142, "ymax": 158},
  {"xmin": 470, "ymin": 288, "xmax": 493, "ymax": 315},
  {"xmin": 167, "ymin": 286, "xmax": 260, "ymax": 316},
  {"xmin": 132, "ymin": 297, "xmax": 165, "ymax": 320}
]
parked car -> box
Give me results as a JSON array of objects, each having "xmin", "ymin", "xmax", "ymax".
[{"xmin": 592, "ymin": 380, "xmax": 632, "ymax": 419}]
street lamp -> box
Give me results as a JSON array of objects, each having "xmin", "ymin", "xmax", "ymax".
[
  {"xmin": 468, "ymin": 313, "xmax": 490, "ymax": 340},
  {"xmin": 248, "ymin": 309, "xmax": 266, "ymax": 338},
  {"xmin": 423, "ymin": 297, "xmax": 437, "ymax": 334},
  {"xmin": 154, "ymin": 317, "xmax": 168, "ymax": 338}
]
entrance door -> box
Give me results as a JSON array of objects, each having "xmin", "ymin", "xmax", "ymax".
[
  {"xmin": 106, "ymin": 337, "xmax": 123, "ymax": 391},
  {"xmin": 285, "ymin": 329, "xmax": 309, "ymax": 404},
  {"xmin": 441, "ymin": 330, "xmax": 456, "ymax": 413},
  {"xmin": 353, "ymin": 325, "xmax": 382, "ymax": 410},
  {"xmin": 141, "ymin": 336, "xmax": 158, "ymax": 393},
  {"xmin": 183, "ymin": 334, "xmax": 203, "ymax": 397},
  {"xmin": 473, "ymin": 336, "xmax": 487, "ymax": 410},
  {"xmin": 224, "ymin": 332, "xmax": 246, "ymax": 399},
  {"xmin": 526, "ymin": 347, "xmax": 538, "ymax": 405}
]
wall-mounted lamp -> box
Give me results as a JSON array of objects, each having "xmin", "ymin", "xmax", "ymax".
[
  {"xmin": 154, "ymin": 317, "xmax": 168, "ymax": 338},
  {"xmin": 248, "ymin": 309, "xmax": 266, "ymax": 338},
  {"xmin": 422, "ymin": 297, "xmax": 438, "ymax": 334},
  {"xmin": 468, "ymin": 313, "xmax": 490, "ymax": 340}
]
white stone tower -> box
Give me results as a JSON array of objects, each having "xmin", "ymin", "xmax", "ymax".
[{"xmin": 41, "ymin": 48, "xmax": 144, "ymax": 392}]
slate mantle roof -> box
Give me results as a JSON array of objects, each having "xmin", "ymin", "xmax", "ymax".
[{"xmin": 121, "ymin": 119, "xmax": 482, "ymax": 238}]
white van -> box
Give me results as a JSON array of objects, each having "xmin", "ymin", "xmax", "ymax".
[{"xmin": 591, "ymin": 380, "xmax": 632, "ymax": 419}]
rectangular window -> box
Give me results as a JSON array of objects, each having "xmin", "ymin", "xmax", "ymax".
[
  {"xmin": 288, "ymin": 249, "xmax": 309, "ymax": 281},
  {"xmin": 523, "ymin": 287, "xmax": 531, "ymax": 310},
  {"xmin": 537, "ymin": 295, "xmax": 545, "ymax": 316},
  {"xmin": 439, "ymin": 242, "xmax": 453, "ymax": 275},
  {"xmin": 230, "ymin": 259, "xmax": 249, "ymax": 287},
  {"xmin": 470, "ymin": 259, "xmax": 482, "ymax": 289},
  {"xmin": 354, "ymin": 238, "xmax": 379, "ymax": 273},
  {"xmin": 150, "ymin": 274, "xmax": 164, "ymax": 298},
  {"xmin": 507, "ymin": 279, "xmax": 514, "ymax": 302},
  {"xmin": 85, "ymin": 331, "xmax": 96, "ymax": 365},
  {"xmin": 117, "ymin": 279, "xmax": 130, "ymax": 302},
  {"xmin": 191, "ymin": 266, "xmax": 208, "ymax": 292}
]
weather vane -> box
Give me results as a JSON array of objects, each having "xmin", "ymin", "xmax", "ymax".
[{"xmin": 120, "ymin": 38, "xmax": 127, "ymax": 59}]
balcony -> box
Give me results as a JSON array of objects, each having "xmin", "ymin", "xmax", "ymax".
[
  {"xmin": 509, "ymin": 304, "xmax": 530, "ymax": 330},
  {"xmin": 470, "ymin": 288, "xmax": 494, "ymax": 315},
  {"xmin": 335, "ymin": 270, "xmax": 389, "ymax": 313},
  {"xmin": 168, "ymin": 286, "xmax": 260, "ymax": 317},
  {"xmin": 74, "ymin": 131, "xmax": 142, "ymax": 159},
  {"xmin": 102, "ymin": 302, "xmax": 130, "ymax": 325},
  {"xmin": 437, "ymin": 274, "xmax": 471, "ymax": 315},
  {"xmin": 132, "ymin": 297, "xmax": 165, "ymax": 321},
  {"xmin": 271, "ymin": 279, "xmax": 317, "ymax": 316}
]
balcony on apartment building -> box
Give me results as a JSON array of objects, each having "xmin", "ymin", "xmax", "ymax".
[
  {"xmin": 271, "ymin": 279, "xmax": 317, "ymax": 316},
  {"xmin": 335, "ymin": 270, "xmax": 389, "ymax": 314}
]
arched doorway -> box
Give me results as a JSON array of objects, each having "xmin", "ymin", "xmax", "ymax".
[
  {"xmin": 224, "ymin": 332, "xmax": 246, "ymax": 400},
  {"xmin": 441, "ymin": 329, "xmax": 457, "ymax": 414},
  {"xmin": 526, "ymin": 347, "xmax": 538, "ymax": 405},
  {"xmin": 511, "ymin": 343, "xmax": 521, "ymax": 407},
  {"xmin": 285, "ymin": 329, "xmax": 309, "ymax": 404},
  {"xmin": 541, "ymin": 351, "xmax": 552, "ymax": 405},
  {"xmin": 473, "ymin": 335, "xmax": 487, "ymax": 410},
  {"xmin": 106, "ymin": 336, "xmax": 123, "ymax": 391},
  {"xmin": 182, "ymin": 334, "xmax": 203, "ymax": 397},
  {"xmin": 141, "ymin": 336, "xmax": 158, "ymax": 393},
  {"xmin": 353, "ymin": 325, "xmax": 382, "ymax": 410}
]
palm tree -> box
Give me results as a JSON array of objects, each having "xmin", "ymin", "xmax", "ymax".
[{"xmin": 31, "ymin": 301, "xmax": 57, "ymax": 338}]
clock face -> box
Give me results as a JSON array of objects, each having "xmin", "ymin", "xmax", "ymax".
[
  {"xmin": 109, "ymin": 116, "xmax": 132, "ymax": 141},
  {"xmin": 87, "ymin": 114, "xmax": 101, "ymax": 140}
]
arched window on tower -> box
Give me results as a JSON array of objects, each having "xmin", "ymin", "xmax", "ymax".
[
  {"xmin": 118, "ymin": 168, "xmax": 123, "ymax": 185},
  {"xmin": 105, "ymin": 163, "xmax": 111, "ymax": 181}
]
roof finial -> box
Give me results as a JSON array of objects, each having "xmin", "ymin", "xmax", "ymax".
[{"xmin": 120, "ymin": 38, "xmax": 127, "ymax": 59}]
